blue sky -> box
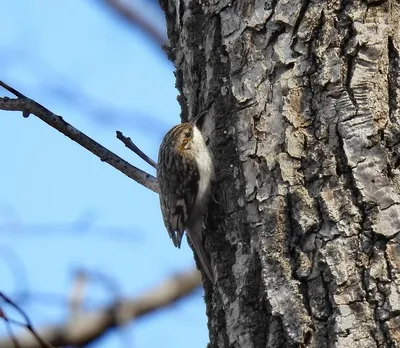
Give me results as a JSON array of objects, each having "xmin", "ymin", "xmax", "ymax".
[{"xmin": 0, "ymin": 1, "xmax": 208, "ymax": 347}]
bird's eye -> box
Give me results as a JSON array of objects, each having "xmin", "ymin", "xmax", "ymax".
[{"xmin": 185, "ymin": 129, "xmax": 192, "ymax": 138}]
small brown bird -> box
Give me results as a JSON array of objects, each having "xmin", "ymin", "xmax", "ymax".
[{"xmin": 157, "ymin": 123, "xmax": 214, "ymax": 281}]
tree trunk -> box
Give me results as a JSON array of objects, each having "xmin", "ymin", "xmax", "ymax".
[{"xmin": 160, "ymin": 0, "xmax": 400, "ymax": 347}]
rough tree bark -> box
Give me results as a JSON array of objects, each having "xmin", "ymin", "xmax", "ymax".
[{"xmin": 160, "ymin": 0, "xmax": 400, "ymax": 347}]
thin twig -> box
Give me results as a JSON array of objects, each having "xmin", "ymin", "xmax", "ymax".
[
  {"xmin": 0, "ymin": 293, "xmax": 56, "ymax": 348},
  {"xmin": 0, "ymin": 80, "xmax": 159, "ymax": 193},
  {"xmin": 0, "ymin": 81, "xmax": 26, "ymax": 98},
  {"xmin": 116, "ymin": 131, "xmax": 157, "ymax": 169},
  {"xmin": 2, "ymin": 319, "xmax": 20, "ymax": 348},
  {"xmin": 0, "ymin": 308, "xmax": 21, "ymax": 348}
]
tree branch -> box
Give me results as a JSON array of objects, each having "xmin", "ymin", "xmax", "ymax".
[
  {"xmin": 116, "ymin": 130, "xmax": 157, "ymax": 169},
  {"xmin": 0, "ymin": 80, "xmax": 159, "ymax": 193},
  {"xmin": 0, "ymin": 293, "xmax": 55, "ymax": 348},
  {"xmin": 0, "ymin": 268, "xmax": 201, "ymax": 347}
]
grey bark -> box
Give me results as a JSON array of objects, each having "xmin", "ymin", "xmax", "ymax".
[{"xmin": 160, "ymin": 0, "xmax": 400, "ymax": 347}]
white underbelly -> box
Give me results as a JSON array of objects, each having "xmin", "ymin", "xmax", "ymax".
[{"xmin": 196, "ymin": 148, "xmax": 212, "ymax": 205}]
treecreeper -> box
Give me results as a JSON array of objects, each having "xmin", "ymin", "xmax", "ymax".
[{"xmin": 157, "ymin": 123, "xmax": 214, "ymax": 281}]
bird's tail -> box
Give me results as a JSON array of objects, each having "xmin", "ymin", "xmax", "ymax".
[{"xmin": 187, "ymin": 218, "xmax": 213, "ymax": 282}]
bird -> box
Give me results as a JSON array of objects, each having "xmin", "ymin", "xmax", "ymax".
[{"xmin": 157, "ymin": 122, "xmax": 214, "ymax": 281}]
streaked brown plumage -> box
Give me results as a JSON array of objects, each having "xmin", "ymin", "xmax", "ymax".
[{"xmin": 157, "ymin": 123, "xmax": 213, "ymax": 281}]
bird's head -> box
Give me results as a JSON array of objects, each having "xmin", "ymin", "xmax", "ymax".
[
  {"xmin": 175, "ymin": 123, "xmax": 194, "ymax": 152},
  {"xmin": 160, "ymin": 123, "xmax": 206, "ymax": 158}
]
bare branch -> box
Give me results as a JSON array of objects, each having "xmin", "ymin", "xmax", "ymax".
[
  {"xmin": 0, "ymin": 307, "xmax": 21, "ymax": 348},
  {"xmin": 116, "ymin": 130, "xmax": 157, "ymax": 169},
  {"xmin": 0, "ymin": 269, "xmax": 202, "ymax": 347},
  {"xmin": 0, "ymin": 81, "xmax": 26, "ymax": 98},
  {"xmin": 0, "ymin": 80, "xmax": 159, "ymax": 193},
  {"xmin": 98, "ymin": 0, "xmax": 167, "ymax": 47},
  {"xmin": 2, "ymin": 320, "xmax": 20, "ymax": 348},
  {"xmin": 0, "ymin": 293, "xmax": 55, "ymax": 348}
]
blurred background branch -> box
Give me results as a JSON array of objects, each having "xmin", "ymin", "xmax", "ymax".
[
  {"xmin": 0, "ymin": 269, "xmax": 201, "ymax": 347},
  {"xmin": 97, "ymin": 0, "xmax": 168, "ymax": 47}
]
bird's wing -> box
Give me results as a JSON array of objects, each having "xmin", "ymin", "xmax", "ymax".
[{"xmin": 158, "ymin": 152, "xmax": 199, "ymax": 248}]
